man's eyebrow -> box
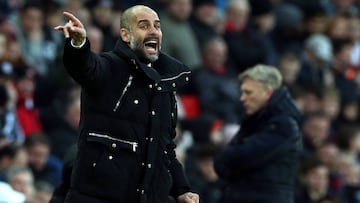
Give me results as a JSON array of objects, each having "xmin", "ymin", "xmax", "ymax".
[{"xmin": 137, "ymin": 19, "xmax": 161, "ymax": 24}]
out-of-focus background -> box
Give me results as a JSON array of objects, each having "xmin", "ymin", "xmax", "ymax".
[{"xmin": 0, "ymin": 0, "xmax": 359, "ymax": 202}]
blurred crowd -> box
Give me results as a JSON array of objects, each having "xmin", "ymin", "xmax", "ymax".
[{"xmin": 0, "ymin": 0, "xmax": 359, "ymax": 202}]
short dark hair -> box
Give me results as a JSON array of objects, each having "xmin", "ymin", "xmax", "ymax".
[
  {"xmin": 0, "ymin": 142, "xmax": 18, "ymax": 160},
  {"xmin": 24, "ymin": 134, "xmax": 50, "ymax": 148}
]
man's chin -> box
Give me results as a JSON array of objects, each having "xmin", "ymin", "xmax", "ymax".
[{"xmin": 146, "ymin": 53, "xmax": 159, "ymax": 62}]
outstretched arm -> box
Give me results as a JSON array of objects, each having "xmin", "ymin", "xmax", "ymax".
[{"xmin": 54, "ymin": 12, "xmax": 106, "ymax": 93}]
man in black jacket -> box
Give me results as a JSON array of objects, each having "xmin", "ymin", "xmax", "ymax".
[
  {"xmin": 54, "ymin": 5, "xmax": 199, "ymax": 203},
  {"xmin": 214, "ymin": 64, "xmax": 302, "ymax": 203}
]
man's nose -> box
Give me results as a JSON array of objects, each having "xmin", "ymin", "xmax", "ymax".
[
  {"xmin": 240, "ymin": 94, "xmax": 246, "ymax": 102},
  {"xmin": 148, "ymin": 25, "xmax": 160, "ymax": 35}
]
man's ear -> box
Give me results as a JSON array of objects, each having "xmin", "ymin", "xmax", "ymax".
[
  {"xmin": 120, "ymin": 28, "xmax": 130, "ymax": 43},
  {"xmin": 265, "ymin": 87, "xmax": 274, "ymax": 99}
]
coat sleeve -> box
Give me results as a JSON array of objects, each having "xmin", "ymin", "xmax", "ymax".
[
  {"xmin": 63, "ymin": 38, "xmax": 107, "ymax": 93},
  {"xmin": 215, "ymin": 116, "xmax": 300, "ymax": 177}
]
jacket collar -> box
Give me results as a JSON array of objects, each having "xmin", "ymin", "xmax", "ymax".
[{"xmin": 112, "ymin": 39, "xmax": 190, "ymax": 86}]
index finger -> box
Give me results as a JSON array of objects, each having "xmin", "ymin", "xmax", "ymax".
[{"xmin": 63, "ymin": 11, "xmax": 83, "ymax": 26}]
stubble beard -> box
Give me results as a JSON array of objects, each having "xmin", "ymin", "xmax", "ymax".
[{"xmin": 129, "ymin": 33, "xmax": 159, "ymax": 62}]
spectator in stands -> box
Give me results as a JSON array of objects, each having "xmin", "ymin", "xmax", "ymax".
[
  {"xmin": 224, "ymin": 0, "xmax": 266, "ymax": 73},
  {"xmin": 160, "ymin": 0, "xmax": 201, "ymax": 68},
  {"xmin": 6, "ymin": 166, "xmax": 35, "ymax": 203},
  {"xmin": 0, "ymin": 141, "xmax": 18, "ymax": 181},
  {"xmin": 48, "ymin": 91, "xmax": 80, "ymax": 161},
  {"xmin": 10, "ymin": 1, "xmax": 58, "ymax": 76},
  {"xmin": 186, "ymin": 143, "xmax": 222, "ymax": 203},
  {"xmin": 86, "ymin": 0, "xmax": 118, "ymax": 52},
  {"xmin": 249, "ymin": 0, "xmax": 278, "ymax": 66},
  {"xmin": 214, "ymin": 65, "xmax": 301, "ymax": 203},
  {"xmin": 301, "ymin": 112, "xmax": 331, "ymax": 160},
  {"xmin": 321, "ymin": 87, "xmax": 341, "ymax": 128},
  {"xmin": 332, "ymin": 38, "xmax": 359, "ymax": 103},
  {"xmin": 316, "ymin": 142, "xmax": 342, "ymax": 194},
  {"xmin": 190, "ymin": 0, "xmax": 219, "ymax": 50},
  {"xmin": 194, "ymin": 37, "xmax": 240, "ymax": 125},
  {"xmin": 337, "ymin": 153, "xmax": 360, "ymax": 203},
  {"xmin": 0, "ymin": 82, "xmax": 24, "ymax": 144},
  {"xmin": 87, "ymin": 26, "xmax": 104, "ymax": 54},
  {"xmin": 296, "ymin": 159, "xmax": 331, "ymax": 203},
  {"xmin": 278, "ymin": 52, "xmax": 301, "ymax": 87},
  {"xmin": 349, "ymin": 16, "xmax": 360, "ymax": 69},
  {"xmin": 297, "ymin": 34, "xmax": 334, "ymax": 89},
  {"xmin": 335, "ymin": 126, "xmax": 360, "ymax": 166},
  {"xmin": 326, "ymin": 16, "xmax": 350, "ymax": 41},
  {"xmin": 272, "ymin": 3, "xmax": 304, "ymax": 55},
  {"xmin": 24, "ymin": 134, "xmax": 62, "ymax": 187},
  {"xmin": 322, "ymin": 0, "xmax": 359, "ymax": 16},
  {"xmin": 15, "ymin": 68, "xmax": 43, "ymax": 137}
]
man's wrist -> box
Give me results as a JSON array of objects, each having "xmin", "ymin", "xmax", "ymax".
[{"xmin": 71, "ymin": 38, "xmax": 86, "ymax": 48}]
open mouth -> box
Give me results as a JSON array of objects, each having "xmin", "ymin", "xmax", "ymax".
[{"xmin": 144, "ymin": 40, "xmax": 158, "ymax": 53}]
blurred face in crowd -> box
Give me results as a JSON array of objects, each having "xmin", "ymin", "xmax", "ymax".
[
  {"xmin": 327, "ymin": 17, "xmax": 349, "ymax": 40},
  {"xmin": 4, "ymin": 39, "xmax": 21, "ymax": 63},
  {"xmin": 20, "ymin": 7, "xmax": 43, "ymax": 33},
  {"xmin": 122, "ymin": 7, "xmax": 162, "ymax": 62},
  {"xmin": 334, "ymin": 43, "xmax": 353, "ymax": 66},
  {"xmin": 87, "ymin": 27, "xmax": 103, "ymax": 54},
  {"xmin": 337, "ymin": 154, "xmax": 360, "ymax": 185},
  {"xmin": 305, "ymin": 165, "xmax": 329, "ymax": 194},
  {"xmin": 17, "ymin": 77, "xmax": 35, "ymax": 97},
  {"xmin": 27, "ymin": 143, "xmax": 49, "ymax": 171},
  {"xmin": 349, "ymin": 132, "xmax": 360, "ymax": 153},
  {"xmin": 278, "ymin": 58, "xmax": 300, "ymax": 85},
  {"xmin": 341, "ymin": 102, "xmax": 359, "ymax": 121},
  {"xmin": 303, "ymin": 92, "xmax": 322, "ymax": 114},
  {"xmin": 349, "ymin": 17, "xmax": 360, "ymax": 42},
  {"xmin": 13, "ymin": 148, "xmax": 28, "ymax": 167},
  {"xmin": 93, "ymin": 4, "xmax": 113, "ymax": 26},
  {"xmin": 332, "ymin": 0, "xmax": 354, "ymax": 13},
  {"xmin": 322, "ymin": 93, "xmax": 340, "ymax": 120},
  {"xmin": 167, "ymin": 0, "xmax": 192, "ymax": 21},
  {"xmin": 317, "ymin": 143, "xmax": 339, "ymax": 170},
  {"xmin": 240, "ymin": 78, "xmax": 272, "ymax": 115},
  {"xmin": 0, "ymin": 34, "xmax": 5, "ymax": 58},
  {"xmin": 9, "ymin": 170, "xmax": 34, "ymax": 199},
  {"xmin": 254, "ymin": 13, "xmax": 275, "ymax": 33},
  {"xmin": 226, "ymin": 0, "xmax": 250, "ymax": 31},
  {"xmin": 306, "ymin": 16, "xmax": 328, "ymax": 35},
  {"xmin": 303, "ymin": 116, "xmax": 330, "ymax": 147},
  {"xmin": 65, "ymin": 97, "xmax": 81, "ymax": 129},
  {"xmin": 203, "ymin": 39, "xmax": 227, "ymax": 69},
  {"xmin": 195, "ymin": 4, "xmax": 218, "ymax": 26}
]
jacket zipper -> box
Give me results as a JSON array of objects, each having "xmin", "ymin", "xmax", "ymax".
[
  {"xmin": 88, "ymin": 132, "xmax": 138, "ymax": 152},
  {"xmin": 113, "ymin": 75, "xmax": 133, "ymax": 112}
]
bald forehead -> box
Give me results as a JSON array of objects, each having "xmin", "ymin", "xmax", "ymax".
[
  {"xmin": 132, "ymin": 6, "xmax": 159, "ymax": 18},
  {"xmin": 121, "ymin": 5, "xmax": 160, "ymax": 30}
]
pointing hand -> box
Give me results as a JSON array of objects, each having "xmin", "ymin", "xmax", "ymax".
[{"xmin": 54, "ymin": 11, "xmax": 86, "ymax": 46}]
